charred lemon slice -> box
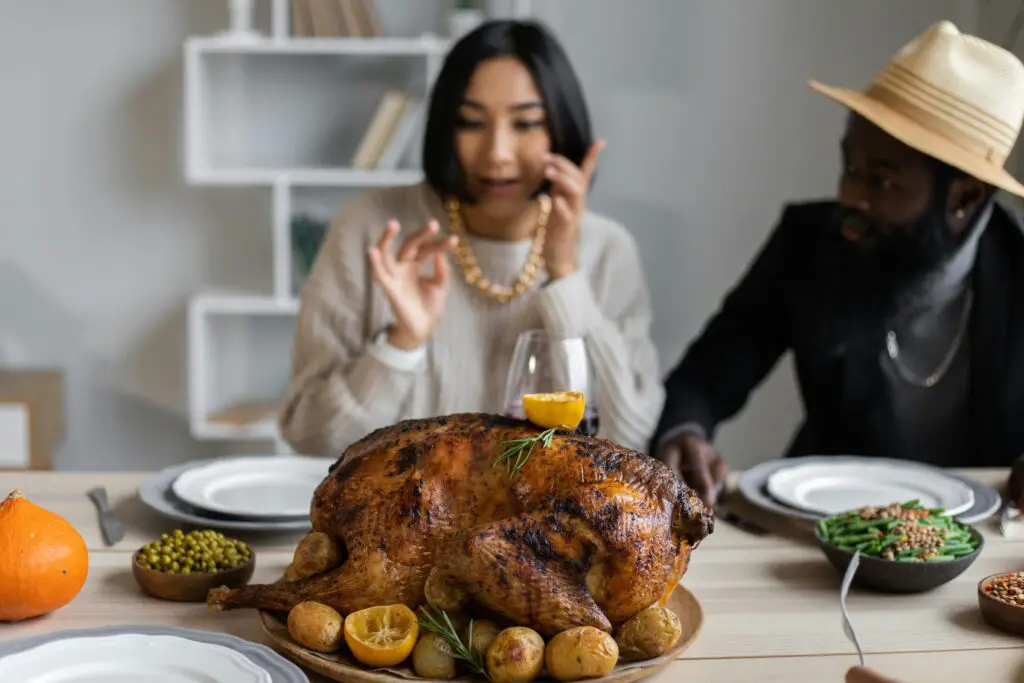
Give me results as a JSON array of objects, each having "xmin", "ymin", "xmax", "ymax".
[
  {"xmin": 343, "ymin": 604, "xmax": 419, "ymax": 668},
  {"xmin": 522, "ymin": 391, "xmax": 586, "ymax": 430}
]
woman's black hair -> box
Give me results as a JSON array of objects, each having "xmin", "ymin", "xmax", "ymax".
[{"xmin": 421, "ymin": 19, "xmax": 593, "ymax": 203}]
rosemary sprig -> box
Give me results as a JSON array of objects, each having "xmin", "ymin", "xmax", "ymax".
[
  {"xmin": 491, "ymin": 427, "xmax": 558, "ymax": 480},
  {"xmin": 417, "ymin": 605, "xmax": 490, "ymax": 681}
]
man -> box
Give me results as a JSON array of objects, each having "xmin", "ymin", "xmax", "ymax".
[{"xmin": 652, "ymin": 21, "xmax": 1024, "ymax": 508}]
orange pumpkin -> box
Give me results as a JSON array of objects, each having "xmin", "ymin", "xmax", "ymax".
[{"xmin": 0, "ymin": 489, "xmax": 89, "ymax": 621}]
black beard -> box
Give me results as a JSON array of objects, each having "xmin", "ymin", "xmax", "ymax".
[{"xmin": 816, "ymin": 203, "xmax": 964, "ymax": 354}]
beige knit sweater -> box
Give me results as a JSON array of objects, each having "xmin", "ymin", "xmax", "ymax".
[{"xmin": 278, "ymin": 181, "xmax": 664, "ymax": 455}]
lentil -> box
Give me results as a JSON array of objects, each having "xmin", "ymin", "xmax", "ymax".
[
  {"xmin": 983, "ymin": 572, "xmax": 1024, "ymax": 606},
  {"xmin": 135, "ymin": 529, "xmax": 252, "ymax": 574}
]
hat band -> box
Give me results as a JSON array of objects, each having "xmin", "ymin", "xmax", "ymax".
[{"xmin": 867, "ymin": 70, "xmax": 1015, "ymax": 167}]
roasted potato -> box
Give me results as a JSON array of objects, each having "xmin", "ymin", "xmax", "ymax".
[
  {"xmin": 412, "ymin": 632, "xmax": 457, "ymax": 679},
  {"xmin": 283, "ymin": 532, "xmax": 342, "ymax": 582},
  {"xmin": 424, "ymin": 568, "xmax": 469, "ymax": 612},
  {"xmin": 485, "ymin": 626, "xmax": 545, "ymax": 683},
  {"xmin": 614, "ymin": 606, "xmax": 683, "ymax": 662},
  {"xmin": 460, "ymin": 619, "xmax": 500, "ymax": 658},
  {"xmin": 544, "ymin": 626, "xmax": 619, "ymax": 681},
  {"xmin": 287, "ymin": 600, "xmax": 344, "ymax": 653}
]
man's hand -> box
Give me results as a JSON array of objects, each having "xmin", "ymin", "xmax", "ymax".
[
  {"xmin": 846, "ymin": 666, "xmax": 903, "ymax": 683},
  {"xmin": 659, "ymin": 434, "xmax": 729, "ymax": 506},
  {"xmin": 1007, "ymin": 453, "xmax": 1024, "ymax": 509}
]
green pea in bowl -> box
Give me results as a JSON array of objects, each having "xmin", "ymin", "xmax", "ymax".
[
  {"xmin": 813, "ymin": 500, "xmax": 984, "ymax": 594},
  {"xmin": 132, "ymin": 529, "xmax": 256, "ymax": 602}
]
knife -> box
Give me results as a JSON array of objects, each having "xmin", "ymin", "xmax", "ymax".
[
  {"xmin": 714, "ymin": 484, "xmax": 770, "ymax": 536},
  {"xmin": 86, "ymin": 486, "xmax": 126, "ymax": 546}
]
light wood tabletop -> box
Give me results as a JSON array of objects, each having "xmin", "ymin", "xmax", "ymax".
[{"xmin": 1, "ymin": 468, "xmax": 1022, "ymax": 682}]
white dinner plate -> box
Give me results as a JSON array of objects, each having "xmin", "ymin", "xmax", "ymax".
[
  {"xmin": 0, "ymin": 633, "xmax": 272, "ymax": 683},
  {"xmin": 765, "ymin": 459, "xmax": 976, "ymax": 516},
  {"xmin": 171, "ymin": 455, "xmax": 334, "ymax": 519},
  {"xmin": 0, "ymin": 626, "xmax": 307, "ymax": 683}
]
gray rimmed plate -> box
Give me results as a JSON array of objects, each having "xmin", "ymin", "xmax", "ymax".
[
  {"xmin": 0, "ymin": 624, "xmax": 308, "ymax": 683},
  {"xmin": 139, "ymin": 459, "xmax": 318, "ymax": 533},
  {"xmin": 738, "ymin": 456, "xmax": 1001, "ymax": 524}
]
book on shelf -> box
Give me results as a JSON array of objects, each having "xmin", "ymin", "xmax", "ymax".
[
  {"xmin": 351, "ymin": 90, "xmax": 425, "ymax": 170},
  {"xmin": 290, "ymin": 0, "xmax": 382, "ymax": 38}
]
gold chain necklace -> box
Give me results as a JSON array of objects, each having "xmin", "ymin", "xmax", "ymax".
[{"xmin": 443, "ymin": 194, "xmax": 551, "ymax": 304}]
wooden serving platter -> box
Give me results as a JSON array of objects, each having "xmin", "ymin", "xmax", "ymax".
[{"xmin": 256, "ymin": 584, "xmax": 703, "ymax": 683}]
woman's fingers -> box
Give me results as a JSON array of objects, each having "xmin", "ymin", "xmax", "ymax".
[
  {"xmin": 397, "ymin": 220, "xmax": 440, "ymax": 262},
  {"xmin": 426, "ymin": 251, "xmax": 450, "ymax": 287},
  {"xmin": 545, "ymin": 163, "xmax": 584, "ymax": 199},
  {"xmin": 415, "ymin": 234, "xmax": 458, "ymax": 262},
  {"xmin": 367, "ymin": 246, "xmax": 392, "ymax": 290},
  {"xmin": 376, "ymin": 220, "xmax": 401, "ymax": 269},
  {"xmin": 551, "ymin": 195, "xmax": 575, "ymax": 227}
]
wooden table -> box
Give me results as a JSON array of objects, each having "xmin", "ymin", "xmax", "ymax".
[{"xmin": 1, "ymin": 469, "xmax": 1022, "ymax": 682}]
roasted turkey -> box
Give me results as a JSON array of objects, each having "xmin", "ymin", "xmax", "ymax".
[{"xmin": 207, "ymin": 413, "xmax": 713, "ymax": 636}]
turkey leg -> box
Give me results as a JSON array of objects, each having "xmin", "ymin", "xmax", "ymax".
[{"xmin": 208, "ymin": 548, "xmax": 428, "ymax": 615}]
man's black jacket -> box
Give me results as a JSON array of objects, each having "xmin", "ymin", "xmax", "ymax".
[{"xmin": 651, "ymin": 200, "xmax": 1024, "ymax": 467}]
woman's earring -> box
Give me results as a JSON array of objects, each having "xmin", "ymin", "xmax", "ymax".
[{"xmin": 954, "ymin": 208, "xmax": 965, "ymax": 219}]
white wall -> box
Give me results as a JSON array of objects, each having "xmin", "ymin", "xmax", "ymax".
[{"xmin": 1, "ymin": 0, "xmax": 995, "ymax": 470}]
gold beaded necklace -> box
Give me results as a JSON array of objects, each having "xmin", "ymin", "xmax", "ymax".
[{"xmin": 443, "ymin": 194, "xmax": 551, "ymax": 304}]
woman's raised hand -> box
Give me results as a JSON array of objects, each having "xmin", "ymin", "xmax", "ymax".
[
  {"xmin": 542, "ymin": 139, "xmax": 605, "ymax": 279},
  {"xmin": 367, "ymin": 220, "xmax": 457, "ymax": 350}
]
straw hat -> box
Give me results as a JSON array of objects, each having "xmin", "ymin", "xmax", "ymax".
[{"xmin": 810, "ymin": 21, "xmax": 1024, "ymax": 197}]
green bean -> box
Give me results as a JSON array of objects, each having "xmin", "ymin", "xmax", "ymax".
[
  {"xmin": 831, "ymin": 533, "xmax": 880, "ymax": 545},
  {"xmin": 925, "ymin": 554, "xmax": 956, "ymax": 562}
]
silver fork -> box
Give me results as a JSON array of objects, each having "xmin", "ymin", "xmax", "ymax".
[{"xmin": 840, "ymin": 551, "xmax": 865, "ymax": 667}]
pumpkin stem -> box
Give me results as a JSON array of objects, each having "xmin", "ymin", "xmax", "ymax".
[{"xmin": 6, "ymin": 489, "xmax": 24, "ymax": 501}]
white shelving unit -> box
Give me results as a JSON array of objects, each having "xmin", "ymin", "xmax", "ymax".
[{"xmin": 185, "ymin": 0, "xmax": 531, "ymax": 452}]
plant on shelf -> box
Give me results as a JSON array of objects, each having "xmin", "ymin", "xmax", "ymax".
[
  {"xmin": 449, "ymin": 0, "xmax": 484, "ymax": 39},
  {"xmin": 291, "ymin": 214, "xmax": 329, "ymax": 290}
]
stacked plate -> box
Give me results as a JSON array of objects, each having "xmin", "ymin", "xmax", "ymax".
[
  {"xmin": 139, "ymin": 455, "xmax": 336, "ymax": 533},
  {"xmin": 737, "ymin": 455, "xmax": 1002, "ymax": 524},
  {"xmin": 0, "ymin": 625, "xmax": 308, "ymax": 682}
]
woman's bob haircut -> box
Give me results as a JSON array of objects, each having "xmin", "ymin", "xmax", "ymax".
[{"xmin": 422, "ymin": 19, "xmax": 594, "ymax": 204}]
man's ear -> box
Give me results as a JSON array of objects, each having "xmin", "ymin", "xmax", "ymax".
[{"xmin": 946, "ymin": 176, "xmax": 990, "ymax": 234}]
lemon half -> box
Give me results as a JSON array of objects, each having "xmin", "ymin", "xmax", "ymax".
[
  {"xmin": 522, "ymin": 391, "xmax": 586, "ymax": 430},
  {"xmin": 343, "ymin": 604, "xmax": 419, "ymax": 668}
]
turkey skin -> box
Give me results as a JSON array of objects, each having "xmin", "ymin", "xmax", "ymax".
[{"xmin": 207, "ymin": 413, "xmax": 713, "ymax": 636}]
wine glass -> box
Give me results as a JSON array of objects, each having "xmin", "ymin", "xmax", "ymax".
[{"xmin": 503, "ymin": 329, "xmax": 600, "ymax": 436}]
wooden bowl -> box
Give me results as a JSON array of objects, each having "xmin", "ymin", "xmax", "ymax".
[
  {"xmin": 813, "ymin": 526, "xmax": 984, "ymax": 593},
  {"xmin": 978, "ymin": 572, "xmax": 1024, "ymax": 636},
  {"xmin": 131, "ymin": 550, "xmax": 255, "ymax": 603}
]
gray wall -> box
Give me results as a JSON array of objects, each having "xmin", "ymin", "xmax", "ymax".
[{"xmin": 2, "ymin": 1, "xmax": 1002, "ymax": 471}]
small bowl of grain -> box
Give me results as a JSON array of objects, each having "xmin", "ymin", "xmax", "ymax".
[
  {"xmin": 814, "ymin": 500, "xmax": 984, "ymax": 594},
  {"xmin": 978, "ymin": 572, "xmax": 1024, "ymax": 636}
]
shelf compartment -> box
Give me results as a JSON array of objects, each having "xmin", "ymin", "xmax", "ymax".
[
  {"xmin": 187, "ymin": 293, "xmax": 298, "ymax": 443},
  {"xmin": 185, "ymin": 46, "xmax": 436, "ymax": 183}
]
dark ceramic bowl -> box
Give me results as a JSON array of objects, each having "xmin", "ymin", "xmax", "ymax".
[
  {"xmin": 978, "ymin": 572, "xmax": 1024, "ymax": 636},
  {"xmin": 813, "ymin": 526, "xmax": 984, "ymax": 593}
]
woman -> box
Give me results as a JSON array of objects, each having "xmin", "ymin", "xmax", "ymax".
[{"xmin": 279, "ymin": 19, "xmax": 663, "ymax": 455}]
